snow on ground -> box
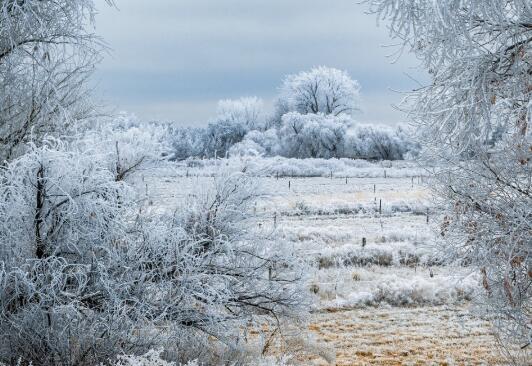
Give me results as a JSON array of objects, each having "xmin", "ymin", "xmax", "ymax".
[
  {"xmin": 154, "ymin": 157, "xmax": 428, "ymax": 179},
  {"xmin": 144, "ymin": 158, "xmax": 505, "ymax": 365}
]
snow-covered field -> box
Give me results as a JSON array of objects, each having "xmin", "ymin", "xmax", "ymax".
[{"xmin": 144, "ymin": 158, "xmax": 505, "ymax": 365}]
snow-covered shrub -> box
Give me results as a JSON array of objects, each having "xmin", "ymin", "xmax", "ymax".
[
  {"xmin": 78, "ymin": 113, "xmax": 169, "ymax": 181},
  {"xmin": 204, "ymin": 117, "xmax": 248, "ymax": 158},
  {"xmin": 0, "ymin": 140, "xmax": 138, "ymax": 365},
  {"xmin": 0, "ymin": 142, "xmax": 309, "ymax": 365},
  {"xmin": 173, "ymin": 170, "xmax": 309, "ymax": 325},
  {"xmin": 121, "ymin": 169, "xmax": 310, "ymax": 363},
  {"xmin": 111, "ymin": 349, "xmax": 293, "ymax": 366},
  {"xmin": 169, "ymin": 127, "xmax": 206, "ymax": 161},
  {"xmin": 344, "ymin": 124, "xmax": 417, "ymax": 160},
  {"xmin": 229, "ymin": 129, "xmax": 282, "ymax": 157},
  {"xmin": 229, "ymin": 138, "xmax": 266, "ymax": 157}
]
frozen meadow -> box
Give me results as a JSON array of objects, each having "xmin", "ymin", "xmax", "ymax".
[{"xmin": 140, "ymin": 157, "xmax": 508, "ymax": 365}]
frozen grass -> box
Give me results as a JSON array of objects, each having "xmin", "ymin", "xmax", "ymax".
[
  {"xmin": 172, "ymin": 157, "xmax": 427, "ymax": 178},
  {"xmin": 281, "ymin": 199, "xmax": 431, "ymax": 217},
  {"xmin": 279, "ymin": 216, "xmax": 434, "ymax": 246},
  {"xmin": 311, "ymin": 267, "xmax": 479, "ymax": 309},
  {"xmin": 279, "ymin": 217, "xmax": 438, "ymax": 267},
  {"xmin": 314, "ymin": 242, "xmax": 442, "ymax": 269}
]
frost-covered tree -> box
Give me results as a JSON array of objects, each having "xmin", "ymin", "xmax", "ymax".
[
  {"xmin": 217, "ymin": 97, "xmax": 265, "ymax": 131},
  {"xmin": 165, "ymin": 79, "xmax": 419, "ymax": 161},
  {"xmin": 268, "ymin": 99, "xmax": 291, "ymax": 130},
  {"xmin": 202, "ymin": 97, "xmax": 266, "ymax": 158},
  {"xmin": 229, "ymin": 129, "xmax": 282, "ymax": 158},
  {"xmin": 344, "ymin": 124, "xmax": 418, "ymax": 160},
  {"xmin": 204, "ymin": 117, "xmax": 247, "ymax": 158},
  {"xmin": 280, "ymin": 112, "xmax": 348, "ymax": 158},
  {"xmin": 279, "ymin": 66, "xmax": 361, "ymax": 117},
  {"xmin": 169, "ymin": 127, "xmax": 207, "ymax": 161},
  {"xmin": 0, "ymin": 0, "xmax": 113, "ymax": 162},
  {"xmin": 365, "ymin": 0, "xmax": 531, "ymax": 357}
]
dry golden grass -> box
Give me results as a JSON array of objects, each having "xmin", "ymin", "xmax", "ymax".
[{"xmin": 302, "ymin": 306, "xmax": 506, "ymax": 366}]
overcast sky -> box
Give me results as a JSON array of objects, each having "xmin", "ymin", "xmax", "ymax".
[{"xmin": 93, "ymin": 0, "xmax": 426, "ymax": 127}]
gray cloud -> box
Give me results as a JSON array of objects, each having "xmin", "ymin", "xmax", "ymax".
[{"xmin": 93, "ymin": 0, "xmax": 426, "ymax": 126}]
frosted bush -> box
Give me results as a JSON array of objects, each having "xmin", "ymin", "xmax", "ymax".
[
  {"xmin": 229, "ymin": 138, "xmax": 266, "ymax": 157},
  {"xmin": 77, "ymin": 113, "xmax": 170, "ymax": 181},
  {"xmin": 0, "ymin": 140, "xmax": 139, "ymax": 365},
  {"xmin": 111, "ymin": 350, "xmax": 292, "ymax": 366},
  {"xmin": 279, "ymin": 112, "xmax": 348, "ymax": 159},
  {"xmin": 344, "ymin": 124, "xmax": 420, "ymax": 160},
  {"xmin": 0, "ymin": 142, "xmax": 309, "ymax": 365},
  {"xmin": 112, "ymin": 350, "xmax": 183, "ymax": 366}
]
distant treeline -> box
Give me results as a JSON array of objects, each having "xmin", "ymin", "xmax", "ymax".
[{"xmin": 167, "ymin": 67, "xmax": 421, "ymax": 161}]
